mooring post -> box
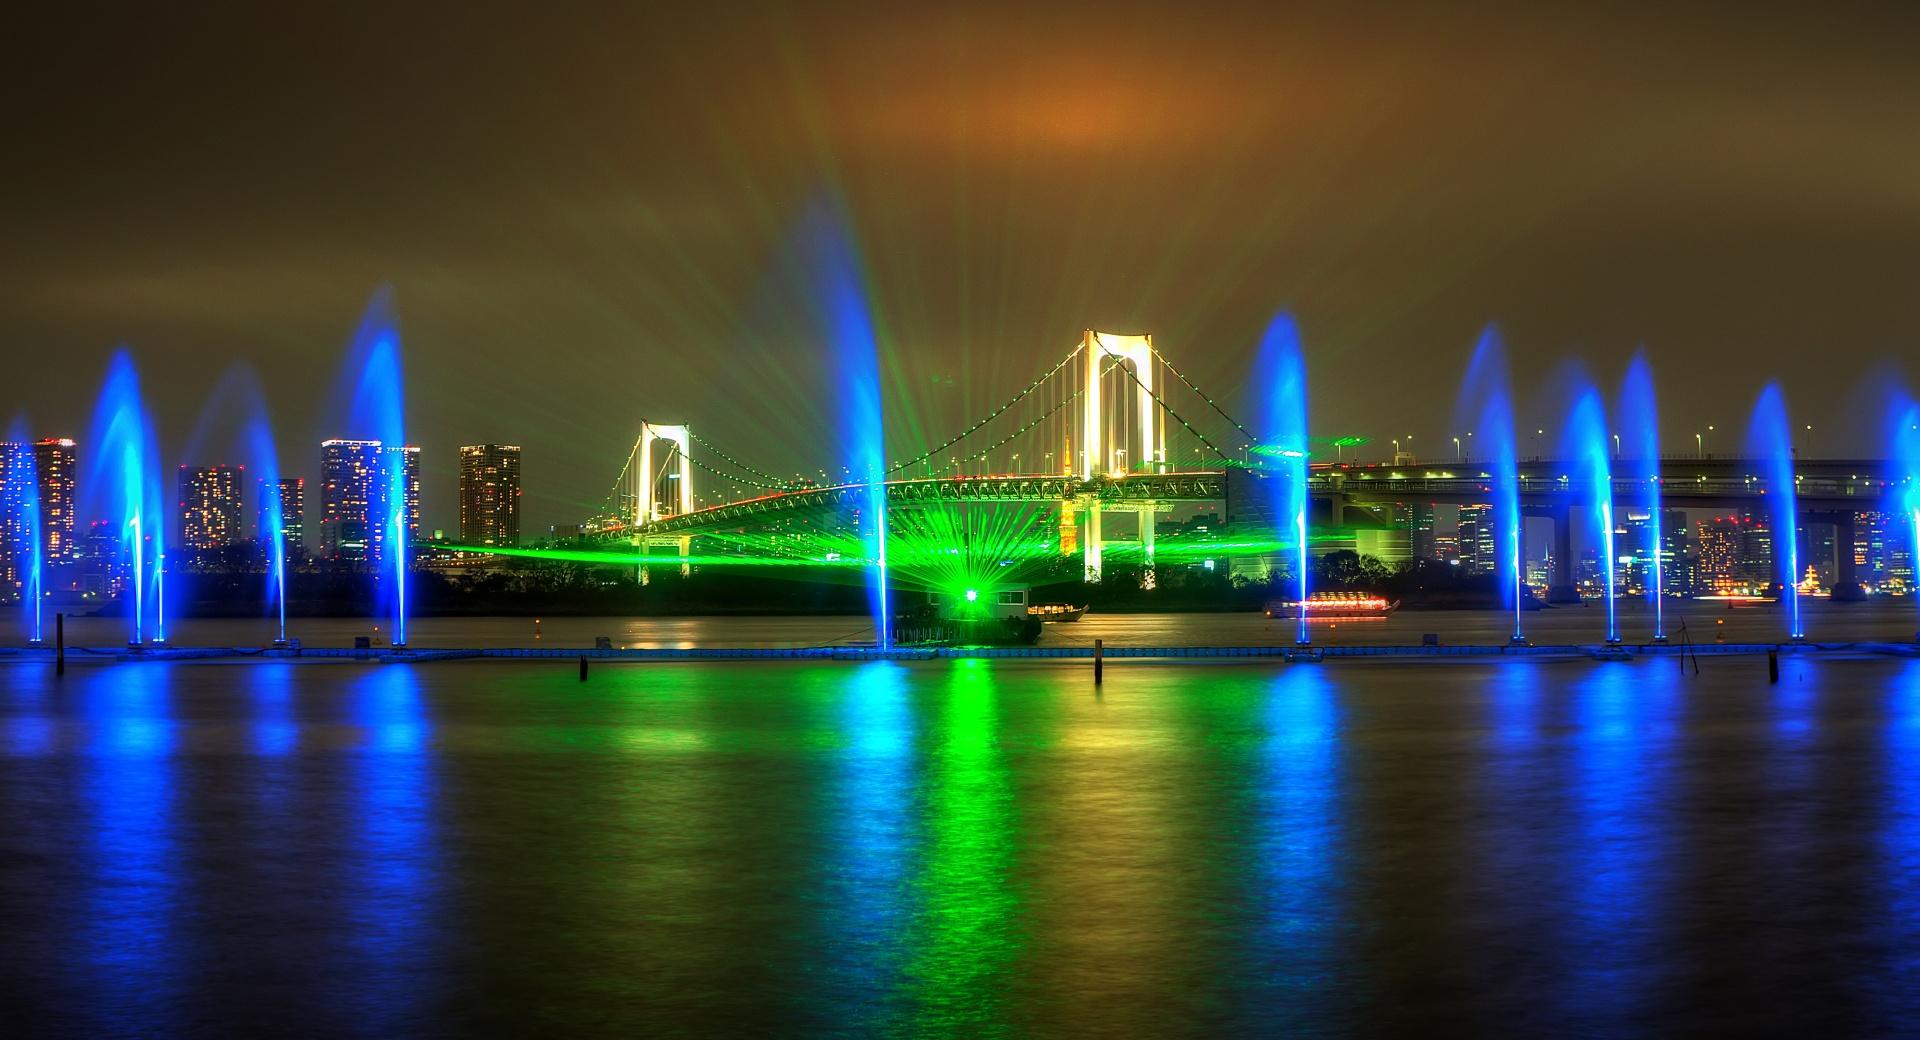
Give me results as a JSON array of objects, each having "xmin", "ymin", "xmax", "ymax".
[
  {"xmin": 1094, "ymin": 638, "xmax": 1104, "ymax": 685},
  {"xmin": 55, "ymin": 612, "xmax": 65, "ymax": 676},
  {"xmin": 579, "ymin": 655, "xmax": 589, "ymax": 682},
  {"xmin": 1768, "ymin": 649, "xmax": 1779, "ymax": 684}
]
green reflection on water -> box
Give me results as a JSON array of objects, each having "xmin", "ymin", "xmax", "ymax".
[{"xmin": 899, "ymin": 659, "xmax": 1023, "ymax": 1036}]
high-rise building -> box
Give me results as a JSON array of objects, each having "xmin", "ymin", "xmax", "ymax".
[
  {"xmin": 458, "ymin": 444, "xmax": 522, "ymax": 547},
  {"xmin": 34, "ymin": 438, "xmax": 77, "ymax": 563},
  {"xmin": 320, "ymin": 439, "xmax": 381, "ymax": 560},
  {"xmin": 263, "ymin": 477, "xmax": 306, "ymax": 558},
  {"xmin": 80, "ymin": 519, "xmax": 125, "ymax": 600},
  {"xmin": 320, "ymin": 440, "xmax": 421, "ymax": 563},
  {"xmin": 178, "ymin": 464, "xmax": 245, "ymax": 550},
  {"xmin": 0, "ymin": 443, "xmax": 30, "ymax": 588},
  {"xmin": 383, "ymin": 445, "xmax": 422, "ymax": 551},
  {"xmin": 1457, "ymin": 504, "xmax": 1498, "ymax": 575},
  {"xmin": 1661, "ymin": 510, "xmax": 1699, "ymax": 597},
  {"xmin": 1391, "ymin": 502, "xmax": 1437, "ymax": 561},
  {"xmin": 1695, "ymin": 512, "xmax": 1771, "ymax": 594}
]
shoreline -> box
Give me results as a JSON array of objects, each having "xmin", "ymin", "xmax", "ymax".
[{"xmin": 7, "ymin": 640, "xmax": 1916, "ymax": 664}]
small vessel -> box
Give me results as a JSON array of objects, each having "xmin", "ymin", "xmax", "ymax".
[
  {"xmin": 1027, "ymin": 603, "xmax": 1087, "ymax": 623},
  {"xmin": 1265, "ymin": 592, "xmax": 1399, "ymax": 619}
]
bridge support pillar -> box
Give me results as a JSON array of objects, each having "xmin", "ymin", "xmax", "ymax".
[
  {"xmin": 1139, "ymin": 506, "xmax": 1157, "ymax": 589},
  {"xmin": 1547, "ymin": 503, "xmax": 1581, "ymax": 604},
  {"xmin": 1830, "ymin": 511, "xmax": 1866, "ymax": 601},
  {"xmin": 1083, "ymin": 504, "xmax": 1103, "ymax": 583}
]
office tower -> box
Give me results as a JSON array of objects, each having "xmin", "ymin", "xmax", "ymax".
[
  {"xmin": 34, "ymin": 438, "xmax": 77, "ymax": 563},
  {"xmin": 320, "ymin": 439, "xmax": 421, "ymax": 563},
  {"xmin": 1696, "ymin": 512, "xmax": 1771, "ymax": 594},
  {"xmin": 0, "ymin": 443, "xmax": 28, "ymax": 587},
  {"xmin": 320, "ymin": 439, "xmax": 381, "ymax": 560},
  {"xmin": 383, "ymin": 445, "xmax": 422, "ymax": 550},
  {"xmin": 80, "ymin": 519, "xmax": 125, "ymax": 600},
  {"xmin": 458, "ymin": 444, "xmax": 522, "ymax": 547},
  {"xmin": 264, "ymin": 476, "xmax": 306, "ymax": 558},
  {"xmin": 1457, "ymin": 504, "xmax": 1498, "ymax": 575},
  {"xmin": 178, "ymin": 464, "xmax": 244, "ymax": 550},
  {"xmin": 1391, "ymin": 501, "xmax": 1437, "ymax": 560},
  {"xmin": 1661, "ymin": 509, "xmax": 1698, "ymax": 597}
]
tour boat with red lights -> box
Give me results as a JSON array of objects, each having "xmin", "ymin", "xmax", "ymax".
[{"xmin": 1265, "ymin": 592, "xmax": 1399, "ymax": 619}]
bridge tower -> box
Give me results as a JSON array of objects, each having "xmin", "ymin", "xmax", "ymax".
[
  {"xmin": 632, "ymin": 422, "xmax": 694, "ymax": 579},
  {"xmin": 1078, "ymin": 331, "xmax": 1167, "ymax": 584}
]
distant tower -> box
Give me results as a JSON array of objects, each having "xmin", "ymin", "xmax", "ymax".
[
  {"xmin": 459, "ymin": 444, "xmax": 522, "ymax": 547},
  {"xmin": 320, "ymin": 439, "xmax": 381, "ymax": 561},
  {"xmin": 34, "ymin": 438, "xmax": 77, "ymax": 563},
  {"xmin": 178, "ymin": 464, "xmax": 245, "ymax": 550},
  {"xmin": 0, "ymin": 442, "xmax": 28, "ymax": 587},
  {"xmin": 264, "ymin": 476, "xmax": 306, "ymax": 558}
]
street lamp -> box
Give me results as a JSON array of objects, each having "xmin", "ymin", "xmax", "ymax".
[
  {"xmin": 1612, "ymin": 433, "xmax": 1620, "ymax": 459},
  {"xmin": 1452, "ymin": 435, "xmax": 1461, "ymax": 461},
  {"xmin": 1696, "ymin": 431, "xmax": 1703, "ymax": 459}
]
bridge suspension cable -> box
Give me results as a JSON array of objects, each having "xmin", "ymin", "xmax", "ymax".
[
  {"xmin": 687, "ymin": 429, "xmax": 788, "ymax": 485},
  {"xmin": 1094, "ymin": 339, "xmax": 1243, "ymax": 467},
  {"xmin": 885, "ymin": 342, "xmax": 1085, "ymax": 475},
  {"xmin": 1149, "ymin": 344, "xmax": 1259, "ymax": 445}
]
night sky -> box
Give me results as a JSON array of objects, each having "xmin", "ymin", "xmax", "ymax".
[{"xmin": 7, "ymin": 4, "xmax": 1920, "ymax": 532}]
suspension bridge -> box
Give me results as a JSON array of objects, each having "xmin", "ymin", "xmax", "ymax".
[{"xmin": 587, "ymin": 330, "xmax": 1906, "ymax": 596}]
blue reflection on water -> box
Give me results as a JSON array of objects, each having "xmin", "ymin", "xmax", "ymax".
[
  {"xmin": 1880, "ymin": 660, "xmax": 1920, "ymax": 1019},
  {"xmin": 826, "ymin": 662, "xmax": 916, "ymax": 1022},
  {"xmin": 79, "ymin": 664, "xmax": 179, "ymax": 1032},
  {"xmin": 345, "ymin": 665, "xmax": 437, "ymax": 1031},
  {"xmin": 249, "ymin": 662, "xmax": 299, "ymax": 758},
  {"xmin": 1563, "ymin": 663, "xmax": 1675, "ymax": 1030},
  {"xmin": 1254, "ymin": 667, "xmax": 1343, "ymax": 1021}
]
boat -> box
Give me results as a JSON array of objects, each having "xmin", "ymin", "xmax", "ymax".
[
  {"xmin": 1027, "ymin": 603, "xmax": 1087, "ymax": 623},
  {"xmin": 1264, "ymin": 592, "xmax": 1399, "ymax": 619}
]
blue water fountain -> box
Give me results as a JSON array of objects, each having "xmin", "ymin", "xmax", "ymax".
[
  {"xmin": 1890, "ymin": 395, "xmax": 1920, "ymax": 641},
  {"xmin": 84, "ymin": 351, "xmax": 167, "ymax": 646},
  {"xmin": 801, "ymin": 203, "xmax": 891, "ymax": 648},
  {"xmin": 1252, "ymin": 313, "xmax": 1312, "ymax": 646},
  {"xmin": 1561, "ymin": 379, "xmax": 1619, "ymax": 644},
  {"xmin": 337, "ymin": 291, "xmax": 411, "ymax": 648},
  {"xmin": 182, "ymin": 366, "xmax": 292, "ymax": 644},
  {"xmin": 1618, "ymin": 354, "xmax": 1665, "ymax": 641},
  {"xmin": 1456, "ymin": 328, "xmax": 1527, "ymax": 644},
  {"xmin": 1747, "ymin": 384, "xmax": 1803, "ymax": 641}
]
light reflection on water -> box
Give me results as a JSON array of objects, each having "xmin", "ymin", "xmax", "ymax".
[
  {"xmin": 0, "ymin": 657, "xmax": 1918, "ymax": 1035},
  {"xmin": 343, "ymin": 665, "xmax": 439, "ymax": 1035},
  {"xmin": 79, "ymin": 664, "xmax": 180, "ymax": 1035},
  {"xmin": 1251, "ymin": 667, "xmax": 1345, "ymax": 1030}
]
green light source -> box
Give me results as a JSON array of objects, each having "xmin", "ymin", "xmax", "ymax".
[{"xmin": 964, "ymin": 588, "xmax": 979, "ymax": 602}]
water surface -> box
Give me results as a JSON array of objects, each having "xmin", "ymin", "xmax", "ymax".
[{"xmin": 2, "ymin": 655, "xmax": 1917, "ymax": 1036}]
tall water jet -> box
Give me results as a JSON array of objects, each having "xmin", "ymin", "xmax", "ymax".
[
  {"xmin": 184, "ymin": 367, "xmax": 289, "ymax": 643},
  {"xmin": 2, "ymin": 419, "xmax": 42, "ymax": 642},
  {"xmin": 797, "ymin": 202, "xmax": 890, "ymax": 648},
  {"xmin": 1747, "ymin": 384, "xmax": 1803, "ymax": 641},
  {"xmin": 84, "ymin": 352, "xmax": 167, "ymax": 645},
  {"xmin": 335, "ymin": 291, "xmax": 410, "ymax": 647},
  {"xmin": 1560, "ymin": 379, "xmax": 1619, "ymax": 644},
  {"xmin": 1454, "ymin": 328, "xmax": 1527, "ymax": 644},
  {"xmin": 1251, "ymin": 313, "xmax": 1312, "ymax": 645},
  {"xmin": 1889, "ymin": 394, "xmax": 1920, "ymax": 640},
  {"xmin": 1618, "ymin": 354, "xmax": 1665, "ymax": 641}
]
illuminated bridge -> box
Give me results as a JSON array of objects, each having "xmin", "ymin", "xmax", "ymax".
[{"xmin": 590, "ymin": 330, "xmax": 1905, "ymax": 593}]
